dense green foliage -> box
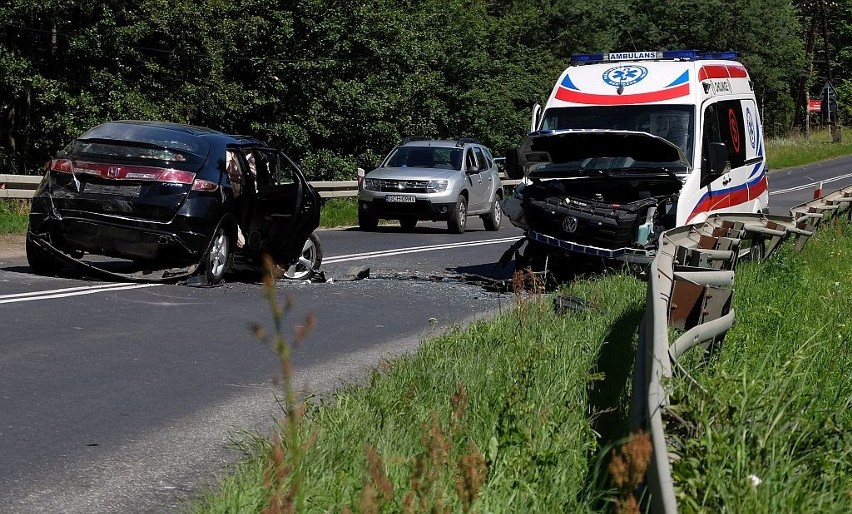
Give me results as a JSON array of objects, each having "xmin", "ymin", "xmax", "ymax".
[{"xmin": 4, "ymin": 0, "xmax": 842, "ymax": 180}]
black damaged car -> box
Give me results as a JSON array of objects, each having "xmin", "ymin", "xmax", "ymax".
[{"xmin": 26, "ymin": 121, "xmax": 321, "ymax": 284}]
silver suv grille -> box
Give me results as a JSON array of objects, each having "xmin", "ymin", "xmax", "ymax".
[{"xmin": 377, "ymin": 179, "xmax": 429, "ymax": 193}]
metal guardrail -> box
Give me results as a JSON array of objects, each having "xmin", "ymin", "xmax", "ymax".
[
  {"xmin": 0, "ymin": 174, "xmax": 42, "ymax": 199},
  {"xmin": 632, "ymin": 185, "xmax": 852, "ymax": 513},
  {"xmin": 0, "ymin": 174, "xmax": 521, "ymax": 200}
]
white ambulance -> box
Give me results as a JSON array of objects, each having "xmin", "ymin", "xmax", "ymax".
[{"xmin": 503, "ymin": 50, "xmax": 769, "ymax": 263}]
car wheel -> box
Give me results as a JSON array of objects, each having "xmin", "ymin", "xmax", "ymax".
[
  {"xmin": 283, "ymin": 233, "xmax": 323, "ymax": 280},
  {"xmin": 447, "ymin": 195, "xmax": 468, "ymax": 234},
  {"xmin": 359, "ymin": 210, "xmax": 378, "ymax": 231},
  {"xmin": 399, "ymin": 216, "xmax": 417, "ymax": 231},
  {"xmin": 203, "ymin": 227, "xmax": 231, "ymax": 284},
  {"xmin": 482, "ymin": 197, "xmax": 502, "ymax": 231},
  {"xmin": 26, "ymin": 234, "xmax": 63, "ymax": 276}
]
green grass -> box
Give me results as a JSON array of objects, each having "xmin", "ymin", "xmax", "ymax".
[
  {"xmin": 0, "ymin": 199, "xmax": 29, "ymax": 233},
  {"xmin": 319, "ymin": 197, "xmax": 358, "ymax": 228},
  {"xmin": 668, "ymin": 219, "xmax": 852, "ymax": 513},
  {"xmin": 766, "ymin": 127, "xmax": 852, "ymax": 170},
  {"xmin": 191, "ymin": 273, "xmax": 648, "ymax": 512},
  {"xmin": 191, "ymin": 213, "xmax": 852, "ymax": 513}
]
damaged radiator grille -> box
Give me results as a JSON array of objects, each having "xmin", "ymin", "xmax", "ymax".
[{"xmin": 525, "ymin": 197, "xmax": 656, "ymax": 249}]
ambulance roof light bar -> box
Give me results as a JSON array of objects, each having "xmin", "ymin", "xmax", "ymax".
[{"xmin": 569, "ymin": 50, "xmax": 740, "ymax": 64}]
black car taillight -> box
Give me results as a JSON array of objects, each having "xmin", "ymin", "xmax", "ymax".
[
  {"xmin": 191, "ymin": 179, "xmax": 219, "ymax": 192},
  {"xmin": 48, "ymin": 159, "xmax": 197, "ymax": 185}
]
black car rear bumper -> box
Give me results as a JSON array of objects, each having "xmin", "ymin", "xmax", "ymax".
[{"xmin": 28, "ymin": 208, "xmax": 211, "ymax": 264}]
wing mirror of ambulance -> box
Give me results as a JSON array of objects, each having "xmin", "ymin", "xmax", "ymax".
[{"xmin": 530, "ymin": 103, "xmax": 542, "ymax": 133}]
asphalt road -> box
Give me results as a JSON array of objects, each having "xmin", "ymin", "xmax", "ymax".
[
  {"xmin": 2, "ymin": 156, "xmax": 852, "ymax": 513},
  {"xmin": 0, "ymin": 217, "xmax": 525, "ymax": 513}
]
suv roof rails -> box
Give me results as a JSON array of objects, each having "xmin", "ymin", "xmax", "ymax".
[
  {"xmin": 456, "ymin": 137, "xmax": 480, "ymax": 147},
  {"xmin": 401, "ymin": 136, "xmax": 433, "ymax": 145}
]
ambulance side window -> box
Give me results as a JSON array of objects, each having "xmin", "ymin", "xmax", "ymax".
[
  {"xmin": 703, "ymin": 101, "xmax": 746, "ymax": 169},
  {"xmin": 701, "ymin": 105, "xmax": 721, "ymax": 185},
  {"xmin": 701, "ymin": 100, "xmax": 746, "ymax": 185}
]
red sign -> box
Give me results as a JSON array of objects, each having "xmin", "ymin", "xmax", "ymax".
[{"xmin": 808, "ymin": 99, "xmax": 822, "ymax": 112}]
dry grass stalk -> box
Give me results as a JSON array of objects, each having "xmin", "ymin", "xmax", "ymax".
[
  {"xmin": 256, "ymin": 254, "xmax": 316, "ymax": 513},
  {"xmin": 608, "ymin": 431, "xmax": 653, "ymax": 514}
]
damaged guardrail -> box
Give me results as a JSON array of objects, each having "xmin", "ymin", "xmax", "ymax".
[{"xmin": 631, "ymin": 184, "xmax": 852, "ymax": 513}]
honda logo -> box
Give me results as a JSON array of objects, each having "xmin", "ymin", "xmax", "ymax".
[
  {"xmin": 108, "ymin": 167, "xmax": 120, "ymax": 178},
  {"xmin": 562, "ymin": 216, "xmax": 578, "ymax": 233}
]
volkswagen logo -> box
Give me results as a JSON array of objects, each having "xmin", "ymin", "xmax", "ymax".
[{"xmin": 562, "ymin": 216, "xmax": 578, "ymax": 233}]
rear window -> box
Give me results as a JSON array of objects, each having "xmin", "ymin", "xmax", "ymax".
[
  {"xmin": 70, "ymin": 142, "xmax": 190, "ymax": 162},
  {"xmin": 65, "ymin": 141, "xmax": 206, "ymax": 170},
  {"xmin": 63, "ymin": 122, "xmax": 211, "ymax": 169}
]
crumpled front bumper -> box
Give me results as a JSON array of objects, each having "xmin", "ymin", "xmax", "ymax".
[{"xmin": 527, "ymin": 229, "xmax": 656, "ymax": 263}]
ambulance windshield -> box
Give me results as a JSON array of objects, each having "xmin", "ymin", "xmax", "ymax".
[{"xmin": 540, "ymin": 105, "xmax": 694, "ymax": 164}]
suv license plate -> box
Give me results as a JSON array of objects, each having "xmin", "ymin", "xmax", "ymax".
[{"xmin": 386, "ymin": 194, "xmax": 415, "ymax": 203}]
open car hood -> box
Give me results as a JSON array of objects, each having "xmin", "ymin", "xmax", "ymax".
[{"xmin": 519, "ymin": 129, "xmax": 689, "ymax": 176}]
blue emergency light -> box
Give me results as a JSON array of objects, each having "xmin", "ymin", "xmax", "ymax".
[{"xmin": 570, "ymin": 50, "xmax": 740, "ymax": 64}]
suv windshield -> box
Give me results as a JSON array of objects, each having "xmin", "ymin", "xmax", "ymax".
[
  {"xmin": 385, "ymin": 146, "xmax": 462, "ymax": 170},
  {"xmin": 540, "ymin": 105, "xmax": 694, "ymax": 164}
]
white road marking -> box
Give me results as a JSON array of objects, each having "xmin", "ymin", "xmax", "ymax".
[
  {"xmin": 770, "ymin": 171, "xmax": 852, "ymax": 195},
  {"xmin": 323, "ymin": 236, "xmax": 521, "ymax": 264},
  {"xmin": 0, "ymin": 283, "xmax": 161, "ymax": 304}
]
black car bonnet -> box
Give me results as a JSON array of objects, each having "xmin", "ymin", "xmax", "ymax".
[{"xmin": 519, "ymin": 129, "xmax": 689, "ymax": 177}]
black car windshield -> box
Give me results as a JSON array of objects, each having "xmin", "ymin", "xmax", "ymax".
[
  {"xmin": 540, "ymin": 105, "xmax": 694, "ymax": 164},
  {"xmin": 385, "ymin": 146, "xmax": 462, "ymax": 170}
]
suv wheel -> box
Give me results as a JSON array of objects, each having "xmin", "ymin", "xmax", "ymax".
[
  {"xmin": 447, "ymin": 196, "xmax": 468, "ymax": 234},
  {"xmin": 482, "ymin": 197, "xmax": 502, "ymax": 231},
  {"xmin": 359, "ymin": 210, "xmax": 379, "ymax": 231},
  {"xmin": 400, "ymin": 216, "xmax": 417, "ymax": 231}
]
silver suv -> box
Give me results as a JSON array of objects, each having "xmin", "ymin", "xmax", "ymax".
[{"xmin": 357, "ymin": 137, "xmax": 503, "ymax": 233}]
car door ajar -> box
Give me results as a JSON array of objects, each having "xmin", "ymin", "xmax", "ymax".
[
  {"xmin": 247, "ymin": 148, "xmax": 320, "ymax": 267},
  {"xmin": 464, "ymin": 148, "xmax": 486, "ymax": 212}
]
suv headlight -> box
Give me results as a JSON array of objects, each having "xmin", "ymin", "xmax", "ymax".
[
  {"xmin": 426, "ymin": 180, "xmax": 448, "ymax": 193},
  {"xmin": 363, "ymin": 178, "xmax": 381, "ymax": 191}
]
